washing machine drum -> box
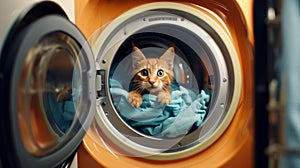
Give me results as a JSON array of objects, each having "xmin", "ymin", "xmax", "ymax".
[{"xmin": 90, "ymin": 6, "xmax": 241, "ymax": 160}]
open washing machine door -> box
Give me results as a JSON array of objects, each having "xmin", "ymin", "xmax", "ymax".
[
  {"xmin": 0, "ymin": 2, "xmax": 96, "ymax": 168},
  {"xmin": 77, "ymin": 1, "xmax": 253, "ymax": 167}
]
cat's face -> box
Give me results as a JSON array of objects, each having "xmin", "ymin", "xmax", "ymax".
[{"xmin": 130, "ymin": 45, "xmax": 175, "ymax": 93}]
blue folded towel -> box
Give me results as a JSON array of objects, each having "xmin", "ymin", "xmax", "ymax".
[{"xmin": 110, "ymin": 78, "xmax": 210, "ymax": 138}]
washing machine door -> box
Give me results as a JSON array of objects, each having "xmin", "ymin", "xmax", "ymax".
[{"xmin": 0, "ymin": 13, "xmax": 96, "ymax": 168}]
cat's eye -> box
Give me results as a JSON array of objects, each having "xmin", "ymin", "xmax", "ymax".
[
  {"xmin": 157, "ymin": 69, "xmax": 164, "ymax": 77},
  {"xmin": 140, "ymin": 69, "xmax": 148, "ymax": 76}
]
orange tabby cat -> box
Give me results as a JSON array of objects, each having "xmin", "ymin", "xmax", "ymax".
[{"xmin": 128, "ymin": 44, "xmax": 175, "ymax": 108}]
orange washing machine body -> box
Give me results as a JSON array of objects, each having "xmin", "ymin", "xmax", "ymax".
[{"xmin": 74, "ymin": 0, "xmax": 254, "ymax": 167}]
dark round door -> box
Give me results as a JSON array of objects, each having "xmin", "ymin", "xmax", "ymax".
[{"xmin": 0, "ymin": 3, "xmax": 96, "ymax": 168}]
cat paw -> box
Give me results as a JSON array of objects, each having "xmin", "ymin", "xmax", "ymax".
[
  {"xmin": 157, "ymin": 92, "xmax": 171, "ymax": 105},
  {"xmin": 128, "ymin": 91, "xmax": 143, "ymax": 108}
]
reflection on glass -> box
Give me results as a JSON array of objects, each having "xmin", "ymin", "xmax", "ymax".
[
  {"xmin": 18, "ymin": 32, "xmax": 82, "ymax": 156},
  {"xmin": 43, "ymin": 47, "xmax": 76, "ymax": 135}
]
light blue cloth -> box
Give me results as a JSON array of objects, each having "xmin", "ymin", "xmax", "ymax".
[
  {"xmin": 280, "ymin": 0, "xmax": 300, "ymax": 167},
  {"xmin": 110, "ymin": 78, "xmax": 210, "ymax": 138}
]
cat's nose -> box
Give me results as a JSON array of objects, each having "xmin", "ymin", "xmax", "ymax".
[{"xmin": 149, "ymin": 81, "xmax": 155, "ymax": 86}]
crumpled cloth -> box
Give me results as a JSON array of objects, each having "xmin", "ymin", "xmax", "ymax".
[
  {"xmin": 110, "ymin": 78, "xmax": 210, "ymax": 138},
  {"xmin": 48, "ymin": 94, "xmax": 75, "ymax": 133}
]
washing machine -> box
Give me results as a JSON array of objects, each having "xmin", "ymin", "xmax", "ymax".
[
  {"xmin": 0, "ymin": 0, "xmax": 96, "ymax": 167},
  {"xmin": 74, "ymin": 0, "xmax": 255, "ymax": 167}
]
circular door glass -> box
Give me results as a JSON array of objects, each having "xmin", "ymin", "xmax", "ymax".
[
  {"xmin": 89, "ymin": 4, "xmax": 241, "ymax": 160},
  {"xmin": 0, "ymin": 13, "xmax": 95, "ymax": 167},
  {"xmin": 18, "ymin": 31, "xmax": 84, "ymax": 156}
]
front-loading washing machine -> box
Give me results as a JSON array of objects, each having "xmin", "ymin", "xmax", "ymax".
[
  {"xmin": 0, "ymin": 0, "xmax": 96, "ymax": 167},
  {"xmin": 74, "ymin": 0, "xmax": 255, "ymax": 167}
]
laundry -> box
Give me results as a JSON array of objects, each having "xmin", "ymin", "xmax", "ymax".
[
  {"xmin": 109, "ymin": 78, "xmax": 210, "ymax": 138},
  {"xmin": 48, "ymin": 92, "xmax": 76, "ymax": 133}
]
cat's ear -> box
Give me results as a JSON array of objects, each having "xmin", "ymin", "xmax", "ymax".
[
  {"xmin": 132, "ymin": 44, "xmax": 146, "ymax": 69},
  {"xmin": 160, "ymin": 45, "xmax": 175, "ymax": 70}
]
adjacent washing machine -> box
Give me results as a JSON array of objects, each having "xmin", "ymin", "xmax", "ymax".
[
  {"xmin": 75, "ymin": 0, "xmax": 254, "ymax": 167},
  {"xmin": 0, "ymin": 0, "xmax": 96, "ymax": 167}
]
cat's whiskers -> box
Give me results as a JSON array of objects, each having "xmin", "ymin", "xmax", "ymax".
[{"xmin": 132, "ymin": 84, "xmax": 146, "ymax": 93}]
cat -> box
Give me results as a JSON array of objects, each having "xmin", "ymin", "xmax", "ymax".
[
  {"xmin": 128, "ymin": 44, "xmax": 175, "ymax": 108},
  {"xmin": 56, "ymin": 86, "xmax": 72, "ymax": 102}
]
